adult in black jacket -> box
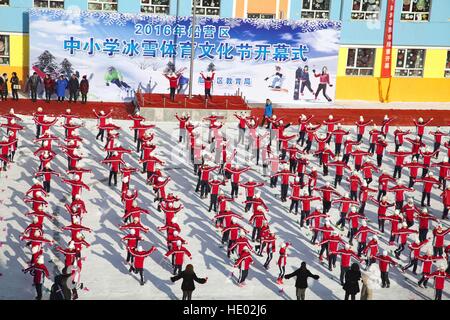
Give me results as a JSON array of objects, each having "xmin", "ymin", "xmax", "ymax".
[
  {"xmin": 285, "ymin": 262, "xmax": 320, "ymax": 300},
  {"xmin": 50, "ymin": 268, "xmax": 72, "ymax": 300},
  {"xmin": 170, "ymin": 264, "xmax": 207, "ymax": 300},
  {"xmin": 343, "ymin": 263, "xmax": 362, "ymax": 300},
  {"xmin": 68, "ymin": 74, "xmax": 79, "ymax": 103}
]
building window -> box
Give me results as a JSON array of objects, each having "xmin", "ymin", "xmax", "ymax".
[
  {"xmin": 141, "ymin": 0, "xmax": 170, "ymax": 14},
  {"xmin": 0, "ymin": 0, "xmax": 10, "ymax": 5},
  {"xmin": 445, "ymin": 51, "xmax": 450, "ymax": 78},
  {"xmin": 34, "ymin": 0, "xmax": 64, "ymax": 9},
  {"xmin": 0, "ymin": 35, "xmax": 10, "ymax": 65},
  {"xmin": 301, "ymin": 0, "xmax": 330, "ymax": 19},
  {"xmin": 247, "ymin": 13, "xmax": 275, "ymax": 19},
  {"xmin": 88, "ymin": 0, "xmax": 117, "ymax": 11},
  {"xmin": 193, "ymin": 0, "xmax": 220, "ymax": 16},
  {"xmin": 395, "ymin": 49, "xmax": 425, "ymax": 77},
  {"xmin": 401, "ymin": 0, "xmax": 430, "ymax": 21},
  {"xmin": 351, "ymin": 0, "xmax": 380, "ymax": 20},
  {"xmin": 346, "ymin": 48, "xmax": 376, "ymax": 76}
]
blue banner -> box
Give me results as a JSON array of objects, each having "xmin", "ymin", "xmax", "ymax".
[{"xmin": 29, "ymin": 9, "xmax": 341, "ymax": 104}]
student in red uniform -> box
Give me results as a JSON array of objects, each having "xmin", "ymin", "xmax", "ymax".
[
  {"xmin": 200, "ymin": 71, "xmax": 215, "ymax": 100},
  {"xmin": 129, "ymin": 245, "xmax": 157, "ymax": 285},
  {"xmin": 164, "ymin": 71, "xmax": 181, "ymax": 101},
  {"xmin": 425, "ymin": 266, "xmax": 450, "ymax": 300},
  {"xmin": 374, "ymin": 250, "xmax": 398, "ymax": 288},
  {"xmin": 22, "ymin": 255, "xmax": 50, "ymax": 300},
  {"xmin": 276, "ymin": 242, "xmax": 290, "ymax": 284},
  {"xmin": 234, "ymin": 247, "xmax": 254, "ymax": 286}
]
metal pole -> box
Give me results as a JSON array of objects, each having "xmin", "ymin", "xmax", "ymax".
[{"xmin": 188, "ymin": 1, "xmax": 197, "ymax": 99}]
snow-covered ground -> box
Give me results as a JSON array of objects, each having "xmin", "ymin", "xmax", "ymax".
[{"xmin": 0, "ymin": 115, "xmax": 449, "ymax": 300}]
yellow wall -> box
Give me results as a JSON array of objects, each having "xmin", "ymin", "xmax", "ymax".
[
  {"xmin": 235, "ymin": 0, "xmax": 245, "ymax": 18},
  {"xmin": 0, "ymin": 33, "xmax": 29, "ymax": 86},
  {"xmin": 336, "ymin": 47, "xmax": 450, "ymax": 102},
  {"xmin": 247, "ymin": 0, "xmax": 277, "ymax": 15},
  {"xmin": 279, "ymin": 0, "xmax": 289, "ymax": 19}
]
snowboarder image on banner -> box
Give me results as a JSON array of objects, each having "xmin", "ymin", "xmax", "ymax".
[
  {"xmin": 265, "ymin": 66, "xmax": 287, "ymax": 92},
  {"xmin": 293, "ymin": 66, "xmax": 303, "ymax": 100},
  {"xmin": 300, "ymin": 66, "xmax": 315, "ymax": 98},
  {"xmin": 104, "ymin": 66, "xmax": 132, "ymax": 92},
  {"xmin": 313, "ymin": 66, "xmax": 333, "ymax": 102}
]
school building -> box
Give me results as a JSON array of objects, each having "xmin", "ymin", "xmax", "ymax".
[{"xmin": 1, "ymin": 0, "xmax": 449, "ymax": 102}]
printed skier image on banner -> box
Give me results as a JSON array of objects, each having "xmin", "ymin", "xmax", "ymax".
[{"xmin": 29, "ymin": 9, "xmax": 341, "ymax": 104}]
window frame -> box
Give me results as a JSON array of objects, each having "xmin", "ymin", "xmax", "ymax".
[
  {"xmin": 400, "ymin": 0, "xmax": 431, "ymax": 22},
  {"xmin": 300, "ymin": 0, "xmax": 330, "ymax": 20},
  {"xmin": 87, "ymin": 0, "xmax": 118, "ymax": 12},
  {"xmin": 394, "ymin": 48, "xmax": 426, "ymax": 78},
  {"xmin": 33, "ymin": 0, "xmax": 65, "ymax": 9},
  {"xmin": 345, "ymin": 47, "xmax": 377, "ymax": 77},
  {"xmin": 350, "ymin": 0, "xmax": 381, "ymax": 21},
  {"xmin": 140, "ymin": 0, "xmax": 170, "ymax": 15},
  {"xmin": 445, "ymin": 50, "xmax": 450, "ymax": 78},
  {"xmin": 247, "ymin": 13, "xmax": 275, "ymax": 19},
  {"xmin": 0, "ymin": 34, "xmax": 10, "ymax": 66},
  {"xmin": 193, "ymin": 0, "xmax": 221, "ymax": 17}
]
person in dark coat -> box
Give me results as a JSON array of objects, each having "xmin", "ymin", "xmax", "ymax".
[
  {"xmin": 27, "ymin": 72, "xmax": 41, "ymax": 102},
  {"xmin": 79, "ymin": 75, "xmax": 89, "ymax": 104},
  {"xmin": 68, "ymin": 74, "xmax": 79, "ymax": 103},
  {"xmin": 285, "ymin": 262, "xmax": 320, "ymax": 300},
  {"xmin": 56, "ymin": 75, "xmax": 68, "ymax": 102},
  {"xmin": 0, "ymin": 74, "xmax": 7, "ymax": 101},
  {"xmin": 343, "ymin": 262, "xmax": 362, "ymax": 300},
  {"xmin": 51, "ymin": 267, "xmax": 72, "ymax": 300},
  {"xmin": 43, "ymin": 74, "xmax": 54, "ymax": 103},
  {"xmin": 170, "ymin": 264, "xmax": 207, "ymax": 300},
  {"xmin": 10, "ymin": 72, "xmax": 20, "ymax": 100}
]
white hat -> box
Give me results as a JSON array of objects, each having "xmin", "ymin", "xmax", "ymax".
[
  {"xmin": 402, "ymin": 222, "xmax": 407, "ymax": 228},
  {"xmin": 362, "ymin": 220, "xmax": 367, "ymax": 227},
  {"xmin": 344, "ymin": 244, "xmax": 350, "ymax": 250},
  {"xmin": 176, "ymin": 240, "xmax": 182, "ymax": 247},
  {"xmin": 36, "ymin": 191, "xmax": 42, "ymax": 197},
  {"xmin": 231, "ymin": 217, "xmax": 237, "ymax": 224},
  {"xmin": 37, "ymin": 255, "xmax": 44, "ymax": 264},
  {"xmin": 158, "ymin": 177, "xmax": 165, "ymax": 182},
  {"xmin": 372, "ymin": 235, "xmax": 378, "ymax": 241},
  {"xmin": 130, "ymin": 229, "xmax": 136, "ymax": 235},
  {"xmin": 239, "ymin": 230, "xmax": 245, "ymax": 237},
  {"xmin": 171, "ymin": 217, "xmax": 178, "ymax": 224},
  {"xmin": 173, "ymin": 231, "xmax": 179, "ymax": 237},
  {"xmin": 32, "ymin": 216, "xmax": 39, "ymax": 224},
  {"xmin": 32, "ymin": 178, "xmax": 39, "ymax": 185},
  {"xmin": 32, "ymin": 246, "xmax": 40, "ymax": 254},
  {"xmin": 382, "ymin": 250, "xmax": 388, "ymax": 256},
  {"xmin": 137, "ymin": 246, "xmax": 143, "ymax": 252},
  {"xmin": 34, "ymin": 230, "xmax": 41, "ymax": 237},
  {"xmin": 37, "ymin": 107, "xmax": 43, "ymax": 112},
  {"xmin": 325, "ymin": 220, "xmax": 330, "ymax": 226},
  {"xmin": 328, "ymin": 115, "xmax": 333, "ymax": 120},
  {"xmin": 243, "ymin": 247, "xmax": 249, "ymax": 252}
]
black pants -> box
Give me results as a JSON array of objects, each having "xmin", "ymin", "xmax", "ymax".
[
  {"xmin": 221, "ymin": 230, "xmax": 230, "ymax": 244},
  {"xmin": 12, "ymin": 89, "xmax": 19, "ymax": 100},
  {"xmin": 200, "ymin": 180, "xmax": 209, "ymax": 198},
  {"xmin": 328, "ymin": 254, "xmax": 337, "ymax": 270},
  {"xmin": 323, "ymin": 200, "xmax": 331, "ymax": 213},
  {"xmin": 418, "ymin": 274, "xmax": 429, "ymax": 287},
  {"xmin": 81, "ymin": 93, "xmax": 87, "ymax": 104},
  {"xmin": 381, "ymin": 272, "xmax": 390, "ymax": 287},
  {"xmin": 297, "ymin": 131, "xmax": 306, "ymax": 146},
  {"xmin": 209, "ymin": 194, "xmax": 218, "ymax": 212},
  {"xmin": 403, "ymin": 258, "xmax": 418, "ymax": 273},
  {"xmin": 419, "ymin": 228, "xmax": 428, "ymax": 242},
  {"xmin": 337, "ymin": 212, "xmax": 346, "ymax": 228},
  {"xmin": 303, "ymin": 140, "xmax": 312, "ymax": 153},
  {"xmin": 45, "ymin": 90, "xmax": 52, "ymax": 102},
  {"xmin": 435, "ymin": 289, "xmax": 443, "ymax": 300},
  {"xmin": 315, "ymin": 83, "xmax": 331, "ymax": 101},
  {"xmin": 334, "ymin": 175, "xmax": 342, "ymax": 187},
  {"xmin": 252, "ymin": 227, "xmax": 261, "ymax": 242},
  {"xmin": 31, "ymin": 89, "xmax": 38, "ymax": 102},
  {"xmin": 205, "ymin": 88, "xmax": 212, "ymax": 99},
  {"xmin": 350, "ymin": 190, "xmax": 357, "ymax": 201},
  {"xmin": 278, "ymin": 265, "xmax": 286, "ymax": 279},
  {"xmin": 36, "ymin": 125, "xmax": 41, "ymax": 138},
  {"xmin": 359, "ymin": 201, "xmax": 366, "ymax": 215},
  {"xmin": 357, "ymin": 242, "xmax": 366, "ymax": 256},
  {"xmin": 300, "ymin": 80, "xmax": 314, "ymax": 94},
  {"xmin": 378, "ymin": 218, "xmax": 385, "ymax": 232},
  {"xmin": 368, "ymin": 143, "xmax": 375, "ymax": 154},
  {"xmin": 335, "ymin": 143, "xmax": 341, "ymax": 155},
  {"xmin": 264, "ymin": 252, "xmax": 273, "ymax": 268},
  {"xmin": 270, "ymin": 176, "xmax": 278, "ymax": 188},
  {"xmin": 170, "ymin": 88, "xmax": 176, "ymax": 101},
  {"xmin": 395, "ymin": 200, "xmax": 403, "ymax": 210},
  {"xmin": 421, "ymin": 192, "xmax": 431, "ymax": 207},
  {"xmin": 408, "ymin": 177, "xmax": 415, "ymax": 188},
  {"xmin": 376, "ymin": 154, "xmax": 383, "ymax": 167},
  {"xmin": 300, "ymin": 210, "xmax": 310, "ymax": 227},
  {"xmin": 43, "ymin": 181, "xmax": 50, "ymax": 193},
  {"xmin": 344, "ymin": 292, "xmax": 356, "ymax": 300},
  {"xmin": 57, "ymin": 96, "xmax": 65, "ymax": 102},
  {"xmin": 69, "ymin": 90, "xmax": 78, "ymax": 102},
  {"xmin": 245, "ymin": 196, "xmax": 253, "ymax": 212},
  {"xmin": 290, "ymin": 200, "xmax": 299, "ymax": 214},
  {"xmin": 96, "ymin": 129, "xmax": 105, "ymax": 141},
  {"xmin": 231, "ymin": 182, "xmax": 239, "ymax": 198},
  {"xmin": 281, "ymin": 184, "xmax": 288, "ymax": 201},
  {"xmin": 340, "ymin": 266, "xmax": 349, "ymax": 285},
  {"xmin": 182, "ymin": 290, "xmax": 193, "ymax": 300},
  {"xmin": 238, "ymin": 269, "xmax": 249, "ymax": 283},
  {"xmin": 394, "ymin": 243, "xmax": 405, "ymax": 258},
  {"xmin": 109, "ymin": 171, "xmax": 118, "ymax": 186},
  {"xmin": 357, "ymin": 134, "xmax": 363, "ymax": 142},
  {"xmin": 393, "ymin": 165, "xmax": 402, "ymax": 179},
  {"xmin": 433, "ymin": 246, "xmax": 443, "ymax": 257},
  {"xmin": 377, "ymin": 190, "xmax": 386, "ymax": 202},
  {"xmin": 319, "ymin": 243, "xmax": 329, "ymax": 259},
  {"xmin": 443, "ymin": 206, "xmax": 449, "ymax": 219},
  {"xmin": 173, "ymin": 264, "xmax": 182, "ymax": 275},
  {"xmin": 35, "ymin": 283, "xmax": 43, "ymax": 300}
]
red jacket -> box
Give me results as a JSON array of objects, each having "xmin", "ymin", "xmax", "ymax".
[
  {"xmin": 165, "ymin": 246, "xmax": 192, "ymax": 265},
  {"xmin": 337, "ymin": 249, "xmax": 361, "ymax": 267},
  {"xmin": 201, "ymin": 73, "xmax": 215, "ymax": 89},
  {"xmin": 375, "ymin": 255, "xmax": 397, "ymax": 272},
  {"xmin": 130, "ymin": 247, "xmax": 156, "ymax": 268},
  {"xmin": 426, "ymin": 271, "xmax": 450, "ymax": 290},
  {"xmin": 234, "ymin": 251, "xmax": 254, "ymax": 270}
]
